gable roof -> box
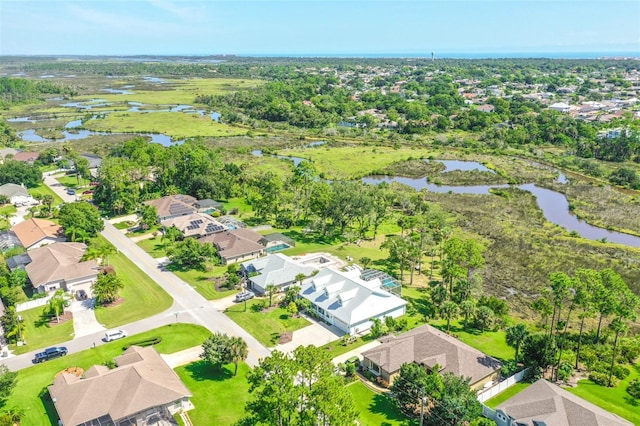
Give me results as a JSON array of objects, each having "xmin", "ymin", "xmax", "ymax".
[
  {"xmin": 199, "ymin": 228, "xmax": 264, "ymax": 261},
  {"xmin": 242, "ymin": 253, "xmax": 317, "ymax": 289},
  {"xmin": 496, "ymin": 379, "xmax": 633, "ymax": 426},
  {"xmin": 25, "ymin": 242, "xmax": 98, "ymax": 287},
  {"xmin": 300, "ymin": 267, "xmax": 407, "ymax": 327},
  {"xmin": 162, "ymin": 212, "xmax": 226, "ymax": 238},
  {"xmin": 11, "ymin": 218, "xmax": 64, "ymax": 248},
  {"xmin": 361, "ymin": 324, "xmax": 501, "ymax": 385},
  {"xmin": 49, "ymin": 346, "xmax": 192, "ymax": 426},
  {"xmin": 144, "ymin": 194, "xmax": 197, "ymax": 220},
  {"xmin": 0, "ymin": 183, "xmax": 28, "ymax": 198}
]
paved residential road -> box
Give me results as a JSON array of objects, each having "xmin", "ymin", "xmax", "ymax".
[{"xmin": 2, "ymin": 175, "xmax": 271, "ymax": 370}]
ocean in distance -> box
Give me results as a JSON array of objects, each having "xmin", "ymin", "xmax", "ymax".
[{"xmin": 243, "ymin": 51, "xmax": 640, "ymax": 59}]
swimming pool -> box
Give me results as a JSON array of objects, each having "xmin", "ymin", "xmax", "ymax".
[{"xmin": 265, "ymin": 243, "xmax": 291, "ymax": 253}]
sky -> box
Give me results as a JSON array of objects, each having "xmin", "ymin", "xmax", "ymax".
[{"xmin": 1, "ymin": 0, "xmax": 639, "ymax": 57}]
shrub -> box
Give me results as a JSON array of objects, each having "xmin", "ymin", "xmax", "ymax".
[
  {"xmin": 626, "ymin": 379, "xmax": 640, "ymax": 399},
  {"xmin": 122, "ymin": 337, "xmax": 162, "ymax": 350},
  {"xmin": 588, "ymin": 371, "xmax": 618, "ymax": 387},
  {"xmin": 500, "ymin": 360, "xmax": 520, "ymax": 378},
  {"xmin": 612, "ymin": 365, "xmax": 631, "ymax": 380}
]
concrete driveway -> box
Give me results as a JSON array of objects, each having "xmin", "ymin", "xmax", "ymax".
[
  {"xmin": 276, "ymin": 315, "xmax": 343, "ymax": 353},
  {"xmin": 70, "ymin": 298, "xmax": 106, "ymax": 338},
  {"xmin": 9, "ymin": 204, "xmax": 32, "ymax": 226},
  {"xmin": 43, "ymin": 173, "xmax": 77, "ymax": 203}
]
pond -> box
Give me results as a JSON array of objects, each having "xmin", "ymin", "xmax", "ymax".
[
  {"xmin": 433, "ymin": 159, "xmax": 494, "ymax": 173},
  {"xmin": 17, "ymin": 127, "xmax": 183, "ymax": 147},
  {"xmin": 251, "ymin": 150, "xmax": 306, "ymax": 166},
  {"xmin": 362, "ymin": 174, "xmax": 640, "ymax": 248},
  {"xmin": 101, "ymin": 88, "xmax": 134, "ymax": 95}
]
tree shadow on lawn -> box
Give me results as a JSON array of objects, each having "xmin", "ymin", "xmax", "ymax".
[
  {"xmin": 184, "ymin": 360, "xmax": 233, "ymax": 382},
  {"xmin": 368, "ymin": 393, "xmax": 414, "ymax": 426},
  {"xmin": 40, "ymin": 387, "xmax": 60, "ymax": 425},
  {"xmin": 280, "ymin": 229, "xmax": 341, "ymax": 247}
]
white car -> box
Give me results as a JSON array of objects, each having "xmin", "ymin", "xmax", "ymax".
[
  {"xmin": 104, "ymin": 329, "xmax": 128, "ymax": 342},
  {"xmin": 235, "ymin": 291, "xmax": 255, "ymax": 302}
]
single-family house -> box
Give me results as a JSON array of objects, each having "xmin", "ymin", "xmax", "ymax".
[
  {"xmin": 0, "ymin": 183, "xmax": 37, "ymax": 206},
  {"xmin": 49, "ymin": 346, "xmax": 193, "ymax": 426},
  {"xmin": 143, "ymin": 194, "xmax": 197, "ymax": 222},
  {"xmin": 549, "ymin": 102, "xmax": 571, "ymax": 113},
  {"xmin": 299, "ymin": 266, "xmax": 407, "ymax": 335},
  {"xmin": 361, "ymin": 324, "xmax": 501, "ymax": 389},
  {"xmin": 162, "ymin": 212, "xmax": 226, "ymax": 238},
  {"xmin": 23, "ymin": 242, "xmax": 99, "ymax": 294},
  {"xmin": 241, "ymin": 253, "xmax": 317, "ymax": 295},
  {"xmin": 199, "ymin": 228, "xmax": 264, "ymax": 264},
  {"xmin": 12, "ymin": 151, "xmax": 40, "ymax": 164},
  {"xmin": 493, "ymin": 378, "xmax": 633, "ymax": 426},
  {"xmin": 11, "ymin": 218, "xmax": 65, "ymax": 250}
]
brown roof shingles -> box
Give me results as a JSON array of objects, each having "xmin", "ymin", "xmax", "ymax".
[
  {"xmin": 11, "ymin": 218, "xmax": 64, "ymax": 248},
  {"xmin": 49, "ymin": 346, "xmax": 192, "ymax": 426},
  {"xmin": 144, "ymin": 194, "xmax": 197, "ymax": 221},
  {"xmin": 25, "ymin": 242, "xmax": 98, "ymax": 288},
  {"xmin": 199, "ymin": 228, "xmax": 264, "ymax": 261},
  {"xmin": 362, "ymin": 324, "xmax": 501, "ymax": 385}
]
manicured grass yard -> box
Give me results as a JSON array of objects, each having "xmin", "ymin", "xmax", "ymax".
[
  {"xmin": 137, "ymin": 236, "xmax": 170, "ymax": 258},
  {"xmin": 567, "ymin": 365, "xmax": 640, "ymax": 425},
  {"xmin": 483, "ymin": 382, "xmax": 531, "ymax": 408},
  {"xmin": 175, "ymin": 361, "xmax": 251, "ymax": 426},
  {"xmin": 11, "ymin": 305, "xmax": 75, "ymax": 355},
  {"xmin": 320, "ymin": 334, "xmax": 377, "ymax": 359},
  {"xmin": 4, "ymin": 324, "xmax": 210, "ymax": 426},
  {"xmin": 55, "ymin": 174, "xmax": 87, "ymax": 189},
  {"xmin": 29, "ymin": 182, "xmax": 63, "ymax": 205},
  {"xmin": 169, "ymin": 264, "xmax": 236, "ymax": 300},
  {"xmin": 225, "ymin": 298, "xmax": 310, "ymax": 347},
  {"xmin": 93, "ymin": 252, "xmax": 172, "ymax": 327},
  {"xmin": 347, "ymin": 381, "xmax": 414, "ymax": 426}
]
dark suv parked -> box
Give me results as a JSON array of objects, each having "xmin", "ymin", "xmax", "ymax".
[{"xmin": 33, "ymin": 346, "xmax": 68, "ymax": 363}]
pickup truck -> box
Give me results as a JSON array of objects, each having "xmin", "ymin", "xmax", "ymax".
[{"xmin": 33, "ymin": 346, "xmax": 68, "ymax": 363}]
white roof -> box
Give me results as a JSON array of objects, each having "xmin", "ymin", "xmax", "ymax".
[
  {"xmin": 300, "ymin": 267, "xmax": 407, "ymax": 327},
  {"xmin": 242, "ymin": 253, "xmax": 317, "ymax": 289}
]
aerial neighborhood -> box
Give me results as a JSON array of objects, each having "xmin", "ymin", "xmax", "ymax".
[{"xmin": 0, "ymin": 53, "xmax": 638, "ymax": 426}]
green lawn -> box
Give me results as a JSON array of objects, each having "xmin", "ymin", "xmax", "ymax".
[
  {"xmin": 567, "ymin": 365, "xmax": 640, "ymax": 425},
  {"xmin": 54, "ymin": 174, "xmax": 87, "ymax": 189},
  {"xmin": 3, "ymin": 324, "xmax": 210, "ymax": 426},
  {"xmin": 320, "ymin": 334, "xmax": 378, "ymax": 359},
  {"xmin": 137, "ymin": 236, "xmax": 170, "ymax": 258},
  {"xmin": 93, "ymin": 252, "xmax": 172, "ymax": 327},
  {"xmin": 10, "ymin": 305, "xmax": 75, "ymax": 355},
  {"xmin": 483, "ymin": 382, "xmax": 531, "ymax": 408},
  {"xmin": 29, "ymin": 182, "xmax": 63, "ymax": 205},
  {"xmin": 347, "ymin": 381, "xmax": 414, "ymax": 426},
  {"xmin": 175, "ymin": 361, "xmax": 251, "ymax": 426},
  {"xmin": 168, "ymin": 264, "xmax": 236, "ymax": 300},
  {"xmin": 225, "ymin": 298, "xmax": 310, "ymax": 347}
]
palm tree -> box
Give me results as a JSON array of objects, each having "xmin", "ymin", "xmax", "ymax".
[
  {"xmin": 459, "ymin": 299, "xmax": 476, "ymax": 330},
  {"xmin": 506, "ymin": 324, "xmax": 530, "ymax": 363},
  {"xmin": 266, "ymin": 284, "xmax": 277, "ymax": 307},
  {"xmin": 440, "ymin": 300, "xmax": 459, "ymax": 334},
  {"xmin": 475, "ymin": 306, "xmax": 494, "ymax": 333},
  {"xmin": 228, "ymin": 336, "xmax": 248, "ymax": 376}
]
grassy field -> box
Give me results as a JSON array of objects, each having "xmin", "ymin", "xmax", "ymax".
[
  {"xmin": 3, "ymin": 324, "xmax": 210, "ymax": 426},
  {"xmin": 86, "ymin": 111, "xmax": 246, "ymax": 139},
  {"xmin": 225, "ymin": 297, "xmax": 310, "ymax": 347},
  {"xmin": 10, "ymin": 305, "xmax": 75, "ymax": 355},
  {"xmin": 567, "ymin": 365, "xmax": 640, "ymax": 425},
  {"xmin": 175, "ymin": 361, "xmax": 251, "ymax": 426},
  {"xmin": 483, "ymin": 382, "xmax": 531, "ymax": 408},
  {"xmin": 93, "ymin": 251, "xmax": 173, "ymax": 327},
  {"xmin": 347, "ymin": 381, "xmax": 414, "ymax": 426}
]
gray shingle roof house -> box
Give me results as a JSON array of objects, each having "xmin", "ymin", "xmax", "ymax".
[
  {"xmin": 300, "ymin": 266, "xmax": 407, "ymax": 335},
  {"xmin": 49, "ymin": 346, "xmax": 193, "ymax": 426},
  {"xmin": 199, "ymin": 228, "xmax": 265, "ymax": 264},
  {"xmin": 0, "ymin": 183, "xmax": 36, "ymax": 206},
  {"xmin": 23, "ymin": 242, "xmax": 99, "ymax": 294},
  {"xmin": 241, "ymin": 253, "xmax": 317, "ymax": 295},
  {"xmin": 494, "ymin": 378, "xmax": 633, "ymax": 426},
  {"xmin": 143, "ymin": 194, "xmax": 197, "ymax": 222},
  {"xmin": 361, "ymin": 324, "xmax": 501, "ymax": 389}
]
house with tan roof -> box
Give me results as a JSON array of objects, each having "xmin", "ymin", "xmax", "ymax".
[
  {"xmin": 12, "ymin": 151, "xmax": 40, "ymax": 164},
  {"xmin": 299, "ymin": 266, "xmax": 407, "ymax": 335},
  {"xmin": 198, "ymin": 228, "xmax": 264, "ymax": 264},
  {"xmin": 49, "ymin": 346, "xmax": 193, "ymax": 426},
  {"xmin": 493, "ymin": 378, "xmax": 633, "ymax": 426},
  {"xmin": 143, "ymin": 194, "xmax": 197, "ymax": 222},
  {"xmin": 11, "ymin": 218, "xmax": 65, "ymax": 250},
  {"xmin": 162, "ymin": 212, "xmax": 226, "ymax": 238},
  {"xmin": 361, "ymin": 324, "xmax": 501, "ymax": 389},
  {"xmin": 23, "ymin": 242, "xmax": 98, "ymax": 294}
]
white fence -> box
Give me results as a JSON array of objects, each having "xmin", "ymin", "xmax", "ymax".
[
  {"xmin": 16, "ymin": 294, "xmax": 53, "ymax": 312},
  {"xmin": 477, "ymin": 368, "xmax": 528, "ymax": 403}
]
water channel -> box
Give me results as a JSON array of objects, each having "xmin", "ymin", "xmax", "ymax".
[{"xmin": 363, "ymin": 160, "xmax": 640, "ymax": 247}]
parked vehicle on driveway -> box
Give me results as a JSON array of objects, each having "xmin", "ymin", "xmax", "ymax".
[
  {"xmin": 66, "ymin": 188, "xmax": 75, "ymax": 195},
  {"xmin": 104, "ymin": 329, "xmax": 128, "ymax": 342},
  {"xmin": 76, "ymin": 289, "xmax": 88, "ymax": 300},
  {"xmin": 234, "ymin": 291, "xmax": 255, "ymax": 302},
  {"xmin": 33, "ymin": 346, "xmax": 68, "ymax": 363}
]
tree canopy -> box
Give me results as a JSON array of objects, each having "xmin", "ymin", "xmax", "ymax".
[{"xmin": 58, "ymin": 202, "xmax": 104, "ymax": 241}]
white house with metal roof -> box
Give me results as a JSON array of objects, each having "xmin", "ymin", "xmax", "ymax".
[
  {"xmin": 241, "ymin": 253, "xmax": 317, "ymax": 295},
  {"xmin": 299, "ymin": 267, "xmax": 407, "ymax": 335}
]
